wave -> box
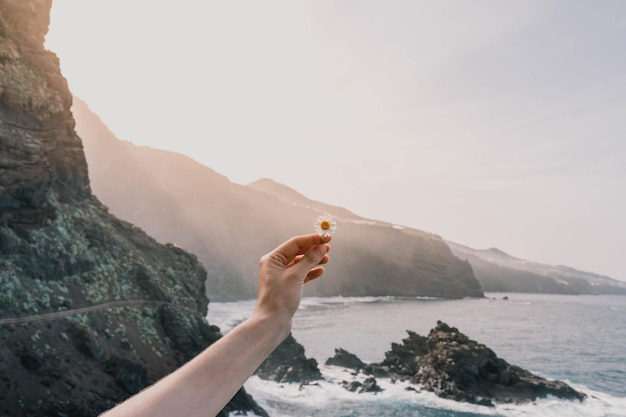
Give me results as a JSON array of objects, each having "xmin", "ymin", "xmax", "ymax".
[
  {"xmin": 299, "ymin": 296, "xmax": 397, "ymax": 308},
  {"xmin": 243, "ymin": 365, "xmax": 626, "ymax": 417},
  {"xmin": 298, "ymin": 295, "xmax": 455, "ymax": 309},
  {"xmin": 207, "ymin": 297, "xmax": 400, "ymax": 331},
  {"xmin": 206, "ymin": 299, "xmax": 255, "ymax": 332},
  {"xmin": 495, "ymin": 385, "xmax": 626, "ymax": 417},
  {"xmin": 210, "ymin": 294, "xmax": 455, "ymax": 319}
]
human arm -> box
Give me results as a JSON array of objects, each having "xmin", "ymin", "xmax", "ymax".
[{"xmin": 101, "ymin": 233, "xmax": 331, "ymax": 417}]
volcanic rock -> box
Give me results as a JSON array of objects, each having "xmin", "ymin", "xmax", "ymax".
[
  {"xmin": 326, "ymin": 348, "xmax": 367, "ymax": 371},
  {"xmin": 255, "ymin": 333, "xmax": 322, "ymax": 384},
  {"xmin": 341, "ymin": 377, "xmax": 383, "ymax": 394},
  {"xmin": 330, "ymin": 321, "xmax": 586, "ymax": 406},
  {"xmin": 0, "ymin": 1, "xmax": 266, "ymax": 416}
]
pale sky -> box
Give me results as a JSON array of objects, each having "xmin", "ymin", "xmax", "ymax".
[{"xmin": 46, "ymin": 0, "xmax": 626, "ymax": 281}]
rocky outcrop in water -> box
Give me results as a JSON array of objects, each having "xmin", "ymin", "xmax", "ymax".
[
  {"xmin": 255, "ymin": 333, "xmax": 322, "ymax": 384},
  {"xmin": 325, "ymin": 348, "xmax": 367, "ymax": 371},
  {"xmin": 327, "ymin": 321, "xmax": 586, "ymax": 406},
  {"xmin": 0, "ymin": 1, "xmax": 265, "ymax": 416},
  {"xmin": 341, "ymin": 377, "xmax": 383, "ymax": 394}
]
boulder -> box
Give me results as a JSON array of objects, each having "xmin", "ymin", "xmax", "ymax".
[
  {"xmin": 329, "ymin": 321, "xmax": 586, "ymax": 406},
  {"xmin": 255, "ymin": 333, "xmax": 322, "ymax": 384},
  {"xmin": 341, "ymin": 377, "xmax": 383, "ymax": 393},
  {"xmin": 326, "ymin": 348, "xmax": 368, "ymax": 371}
]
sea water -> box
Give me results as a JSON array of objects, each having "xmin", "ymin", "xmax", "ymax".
[{"xmin": 207, "ymin": 293, "xmax": 626, "ymax": 417}]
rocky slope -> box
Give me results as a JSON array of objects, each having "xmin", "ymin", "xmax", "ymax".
[
  {"xmin": 448, "ymin": 242, "xmax": 626, "ymax": 295},
  {"xmin": 73, "ymin": 97, "xmax": 484, "ymax": 300},
  {"xmin": 0, "ymin": 1, "xmax": 264, "ymax": 415}
]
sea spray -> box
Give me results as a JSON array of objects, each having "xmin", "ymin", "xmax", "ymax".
[{"xmin": 243, "ymin": 366, "xmax": 626, "ymax": 417}]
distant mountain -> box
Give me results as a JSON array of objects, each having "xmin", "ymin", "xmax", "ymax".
[
  {"xmin": 73, "ymin": 97, "xmax": 483, "ymax": 300},
  {"xmin": 447, "ymin": 241, "xmax": 626, "ymax": 295}
]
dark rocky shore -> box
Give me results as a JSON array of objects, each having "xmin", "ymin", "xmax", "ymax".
[
  {"xmin": 256, "ymin": 333, "xmax": 322, "ymax": 384},
  {"xmin": 256, "ymin": 321, "xmax": 585, "ymax": 407},
  {"xmin": 327, "ymin": 321, "xmax": 586, "ymax": 406}
]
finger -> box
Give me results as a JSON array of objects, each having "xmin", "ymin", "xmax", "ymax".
[
  {"xmin": 289, "ymin": 248, "xmax": 330, "ymax": 267},
  {"xmin": 289, "ymin": 254, "xmax": 305, "ymax": 266},
  {"xmin": 304, "ymin": 267, "xmax": 325, "ymax": 284},
  {"xmin": 293, "ymin": 243, "xmax": 329, "ymax": 277},
  {"xmin": 272, "ymin": 234, "xmax": 332, "ymax": 266}
]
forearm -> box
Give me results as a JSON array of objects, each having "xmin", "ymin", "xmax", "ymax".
[{"xmin": 102, "ymin": 313, "xmax": 289, "ymax": 417}]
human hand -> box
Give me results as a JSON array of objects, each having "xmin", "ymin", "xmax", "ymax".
[{"xmin": 254, "ymin": 233, "xmax": 331, "ymax": 339}]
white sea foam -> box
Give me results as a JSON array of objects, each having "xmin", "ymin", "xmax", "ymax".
[
  {"xmin": 494, "ymin": 385, "xmax": 626, "ymax": 417},
  {"xmin": 414, "ymin": 296, "xmax": 443, "ymax": 300},
  {"xmin": 207, "ymin": 299, "xmax": 255, "ymax": 332},
  {"xmin": 227, "ymin": 410, "xmax": 266, "ymax": 417},
  {"xmin": 243, "ymin": 365, "xmax": 626, "ymax": 417},
  {"xmin": 299, "ymin": 296, "xmax": 395, "ymax": 308}
]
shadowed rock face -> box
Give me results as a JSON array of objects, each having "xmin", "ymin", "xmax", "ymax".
[
  {"xmin": 0, "ymin": 1, "xmax": 265, "ymax": 416},
  {"xmin": 327, "ymin": 321, "xmax": 586, "ymax": 407},
  {"xmin": 0, "ymin": 0, "xmax": 90, "ymax": 225},
  {"xmin": 256, "ymin": 333, "xmax": 322, "ymax": 384},
  {"xmin": 325, "ymin": 348, "xmax": 367, "ymax": 371},
  {"xmin": 447, "ymin": 242, "xmax": 626, "ymax": 295}
]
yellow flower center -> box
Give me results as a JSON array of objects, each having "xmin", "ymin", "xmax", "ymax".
[{"xmin": 320, "ymin": 220, "xmax": 331, "ymax": 230}]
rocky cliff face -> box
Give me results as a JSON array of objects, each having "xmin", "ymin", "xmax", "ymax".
[
  {"xmin": 0, "ymin": 1, "xmax": 263, "ymax": 416},
  {"xmin": 0, "ymin": 0, "xmax": 90, "ymax": 225},
  {"xmin": 447, "ymin": 241, "xmax": 626, "ymax": 295},
  {"xmin": 73, "ymin": 98, "xmax": 484, "ymax": 300}
]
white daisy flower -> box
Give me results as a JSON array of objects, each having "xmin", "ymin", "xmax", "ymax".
[{"xmin": 314, "ymin": 213, "xmax": 337, "ymax": 237}]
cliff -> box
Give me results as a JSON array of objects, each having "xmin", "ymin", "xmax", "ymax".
[
  {"xmin": 72, "ymin": 98, "xmax": 484, "ymax": 300},
  {"xmin": 0, "ymin": 1, "xmax": 263, "ymax": 415},
  {"xmin": 447, "ymin": 241, "xmax": 626, "ymax": 295}
]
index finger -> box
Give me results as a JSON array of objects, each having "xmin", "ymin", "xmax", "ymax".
[{"xmin": 272, "ymin": 233, "xmax": 332, "ymax": 266}]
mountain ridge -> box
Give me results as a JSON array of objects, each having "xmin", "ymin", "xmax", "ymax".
[
  {"xmin": 73, "ymin": 94, "xmax": 625, "ymax": 297},
  {"xmin": 73, "ymin": 96, "xmax": 483, "ymax": 300},
  {"xmin": 250, "ymin": 178, "xmax": 626, "ymax": 293},
  {"xmin": 74, "ymin": 93, "xmax": 626, "ymax": 297},
  {"xmin": 447, "ymin": 240, "xmax": 626, "ymax": 295},
  {"xmin": 248, "ymin": 178, "xmax": 365, "ymax": 222}
]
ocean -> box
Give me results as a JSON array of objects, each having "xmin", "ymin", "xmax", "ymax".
[{"xmin": 207, "ymin": 293, "xmax": 626, "ymax": 417}]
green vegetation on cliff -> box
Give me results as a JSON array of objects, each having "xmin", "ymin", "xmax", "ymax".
[{"xmin": 0, "ymin": 1, "xmax": 266, "ymax": 415}]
